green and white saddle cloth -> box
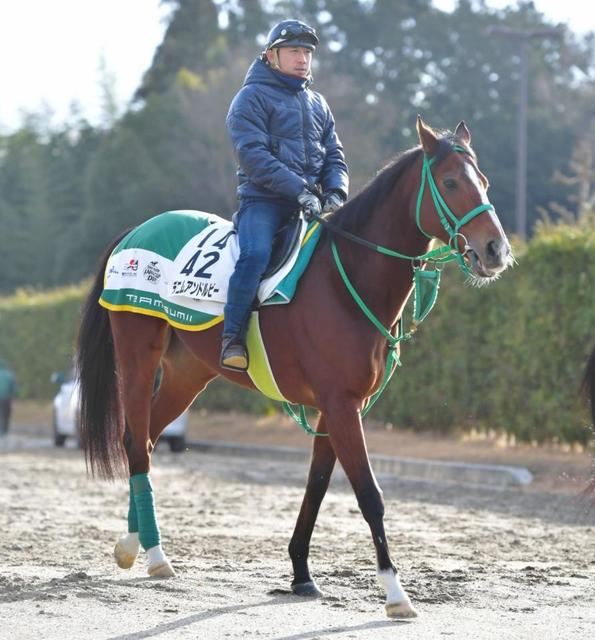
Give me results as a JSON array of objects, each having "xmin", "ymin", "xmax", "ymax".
[
  {"xmin": 99, "ymin": 210, "xmax": 322, "ymax": 401},
  {"xmin": 100, "ymin": 210, "xmax": 322, "ymax": 329}
]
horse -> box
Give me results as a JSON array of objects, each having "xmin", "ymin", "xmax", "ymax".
[{"xmin": 77, "ymin": 117, "xmax": 512, "ymax": 619}]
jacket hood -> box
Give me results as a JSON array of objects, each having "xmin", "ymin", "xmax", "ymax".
[{"xmin": 243, "ymin": 57, "xmax": 312, "ymax": 91}]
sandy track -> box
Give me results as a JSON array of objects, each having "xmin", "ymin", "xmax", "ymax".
[{"xmin": 1, "ymin": 436, "xmax": 594, "ymax": 639}]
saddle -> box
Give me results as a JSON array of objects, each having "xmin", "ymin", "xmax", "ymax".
[{"xmin": 231, "ymin": 210, "xmax": 303, "ymax": 281}]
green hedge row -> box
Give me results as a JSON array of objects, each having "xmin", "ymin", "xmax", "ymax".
[
  {"xmin": 375, "ymin": 222, "xmax": 595, "ymax": 445},
  {"xmin": 0, "ymin": 284, "xmax": 88, "ymax": 398},
  {"xmin": 1, "ymin": 222, "xmax": 593, "ymax": 443}
]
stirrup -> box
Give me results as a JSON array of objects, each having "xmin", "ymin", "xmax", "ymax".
[{"xmin": 220, "ymin": 336, "xmax": 249, "ymax": 372}]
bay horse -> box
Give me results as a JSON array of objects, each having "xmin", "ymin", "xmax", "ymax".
[{"xmin": 77, "ymin": 117, "xmax": 512, "ymax": 618}]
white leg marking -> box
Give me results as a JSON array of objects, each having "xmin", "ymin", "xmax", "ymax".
[
  {"xmin": 377, "ymin": 569, "xmax": 418, "ymax": 619},
  {"xmin": 147, "ymin": 544, "xmax": 175, "ymax": 578},
  {"xmin": 114, "ymin": 532, "xmax": 140, "ymax": 569}
]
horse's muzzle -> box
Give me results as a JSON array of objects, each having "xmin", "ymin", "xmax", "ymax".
[{"xmin": 468, "ymin": 237, "xmax": 512, "ymax": 278}]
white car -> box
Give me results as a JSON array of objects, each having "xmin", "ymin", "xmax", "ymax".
[{"xmin": 51, "ymin": 374, "xmax": 188, "ymax": 452}]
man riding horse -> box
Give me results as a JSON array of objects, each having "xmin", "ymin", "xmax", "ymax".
[{"xmin": 221, "ymin": 19, "xmax": 349, "ymax": 371}]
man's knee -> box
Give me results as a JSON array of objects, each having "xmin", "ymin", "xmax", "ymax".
[{"xmin": 239, "ymin": 245, "xmax": 271, "ymax": 272}]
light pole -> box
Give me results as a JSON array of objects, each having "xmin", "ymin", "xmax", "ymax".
[{"xmin": 488, "ymin": 27, "xmax": 563, "ymax": 240}]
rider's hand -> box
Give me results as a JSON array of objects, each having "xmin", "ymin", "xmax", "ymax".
[
  {"xmin": 322, "ymin": 190, "xmax": 345, "ymax": 214},
  {"xmin": 297, "ymin": 188, "xmax": 322, "ymax": 221}
]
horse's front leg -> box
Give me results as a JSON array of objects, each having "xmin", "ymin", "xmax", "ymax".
[
  {"xmin": 289, "ymin": 415, "xmax": 336, "ymax": 596},
  {"xmin": 323, "ymin": 397, "xmax": 417, "ymax": 619}
]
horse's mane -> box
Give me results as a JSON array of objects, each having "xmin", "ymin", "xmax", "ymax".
[{"xmin": 330, "ymin": 133, "xmax": 464, "ymax": 235}]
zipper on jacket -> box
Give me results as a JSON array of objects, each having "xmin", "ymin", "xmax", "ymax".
[{"xmin": 298, "ymin": 91, "xmax": 311, "ymax": 174}]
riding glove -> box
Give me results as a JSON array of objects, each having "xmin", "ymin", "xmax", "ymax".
[
  {"xmin": 297, "ymin": 188, "xmax": 322, "ymax": 221},
  {"xmin": 322, "ymin": 190, "xmax": 345, "ymax": 214}
]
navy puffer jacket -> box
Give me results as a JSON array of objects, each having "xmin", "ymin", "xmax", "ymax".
[{"xmin": 226, "ymin": 58, "xmax": 349, "ymax": 202}]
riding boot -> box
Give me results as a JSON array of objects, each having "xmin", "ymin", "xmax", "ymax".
[{"xmin": 220, "ymin": 333, "xmax": 249, "ymax": 372}]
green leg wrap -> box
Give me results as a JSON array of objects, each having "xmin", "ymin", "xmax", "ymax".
[
  {"xmin": 127, "ymin": 477, "xmax": 139, "ymax": 534},
  {"xmin": 131, "ymin": 473, "xmax": 161, "ymax": 550}
]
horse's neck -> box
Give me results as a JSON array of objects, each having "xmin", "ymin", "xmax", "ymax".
[{"xmin": 335, "ymin": 188, "xmax": 430, "ymax": 330}]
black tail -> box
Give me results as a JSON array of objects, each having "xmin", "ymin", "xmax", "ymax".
[{"xmin": 77, "ymin": 229, "xmax": 134, "ymax": 480}]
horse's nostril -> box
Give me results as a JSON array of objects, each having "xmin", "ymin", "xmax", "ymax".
[{"xmin": 486, "ymin": 239, "xmax": 502, "ymax": 262}]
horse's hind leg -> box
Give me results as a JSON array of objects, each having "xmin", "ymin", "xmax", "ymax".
[
  {"xmin": 114, "ymin": 331, "xmax": 218, "ymax": 573},
  {"xmin": 288, "ymin": 415, "xmax": 336, "ymax": 597},
  {"xmin": 148, "ymin": 333, "xmax": 218, "ymax": 445},
  {"xmin": 110, "ymin": 312, "xmax": 174, "ymax": 577},
  {"xmin": 322, "ymin": 397, "xmax": 417, "ymax": 619}
]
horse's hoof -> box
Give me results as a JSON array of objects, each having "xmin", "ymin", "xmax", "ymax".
[
  {"xmin": 114, "ymin": 544, "xmax": 137, "ymax": 569},
  {"xmin": 148, "ymin": 560, "xmax": 176, "ymax": 578},
  {"xmin": 292, "ymin": 580, "xmax": 323, "ymax": 597},
  {"xmin": 114, "ymin": 533, "xmax": 140, "ymax": 569},
  {"xmin": 385, "ymin": 600, "xmax": 418, "ymax": 619}
]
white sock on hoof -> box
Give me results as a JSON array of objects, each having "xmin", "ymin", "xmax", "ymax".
[
  {"xmin": 147, "ymin": 545, "xmax": 167, "ymax": 566},
  {"xmin": 377, "ymin": 569, "xmax": 411, "ymax": 605},
  {"xmin": 146, "ymin": 544, "xmax": 175, "ymax": 578}
]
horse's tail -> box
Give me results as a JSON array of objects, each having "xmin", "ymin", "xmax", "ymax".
[
  {"xmin": 77, "ymin": 229, "xmax": 133, "ymax": 480},
  {"xmin": 581, "ymin": 345, "xmax": 595, "ymax": 499}
]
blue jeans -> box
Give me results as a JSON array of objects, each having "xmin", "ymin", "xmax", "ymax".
[{"xmin": 223, "ymin": 198, "xmax": 296, "ymax": 338}]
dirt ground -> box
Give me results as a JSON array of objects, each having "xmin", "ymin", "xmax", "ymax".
[
  {"xmin": 1, "ymin": 405, "xmax": 595, "ymax": 639},
  {"xmin": 11, "ymin": 401, "xmax": 595, "ymax": 493},
  {"xmin": 183, "ymin": 411, "xmax": 595, "ymax": 494}
]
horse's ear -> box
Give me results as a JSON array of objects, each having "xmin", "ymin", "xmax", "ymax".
[
  {"xmin": 416, "ymin": 115, "xmax": 439, "ymax": 157},
  {"xmin": 454, "ymin": 121, "xmax": 471, "ymax": 146}
]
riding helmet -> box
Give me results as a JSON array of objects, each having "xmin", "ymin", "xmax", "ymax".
[{"xmin": 265, "ymin": 19, "xmax": 319, "ymax": 51}]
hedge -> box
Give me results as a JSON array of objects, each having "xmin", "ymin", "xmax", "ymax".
[
  {"xmin": 0, "ymin": 284, "xmax": 87, "ymax": 398},
  {"xmin": 375, "ymin": 221, "xmax": 595, "ymax": 445},
  {"xmin": 0, "ymin": 221, "xmax": 593, "ymax": 444}
]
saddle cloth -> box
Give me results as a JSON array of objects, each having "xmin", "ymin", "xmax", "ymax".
[{"xmin": 99, "ymin": 210, "xmax": 322, "ymax": 330}]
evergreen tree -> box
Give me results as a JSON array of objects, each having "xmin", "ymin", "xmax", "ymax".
[{"xmin": 135, "ymin": 0, "xmax": 222, "ymax": 100}]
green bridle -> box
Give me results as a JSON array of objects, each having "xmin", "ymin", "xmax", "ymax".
[
  {"xmin": 284, "ymin": 143, "xmax": 497, "ymax": 435},
  {"xmin": 415, "ymin": 145, "xmax": 495, "ymax": 276}
]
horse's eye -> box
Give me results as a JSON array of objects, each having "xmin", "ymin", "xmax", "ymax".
[{"xmin": 443, "ymin": 178, "xmax": 457, "ymax": 190}]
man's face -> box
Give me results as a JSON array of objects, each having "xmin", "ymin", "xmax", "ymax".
[{"xmin": 267, "ymin": 46, "xmax": 312, "ymax": 78}]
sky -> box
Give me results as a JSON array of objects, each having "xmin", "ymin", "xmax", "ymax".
[
  {"xmin": 0, "ymin": 0, "xmax": 593, "ymax": 133},
  {"xmin": 0, "ymin": 0, "xmax": 171, "ymax": 132}
]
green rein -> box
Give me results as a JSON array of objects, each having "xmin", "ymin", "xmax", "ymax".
[{"xmin": 283, "ymin": 145, "xmax": 495, "ymax": 436}]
